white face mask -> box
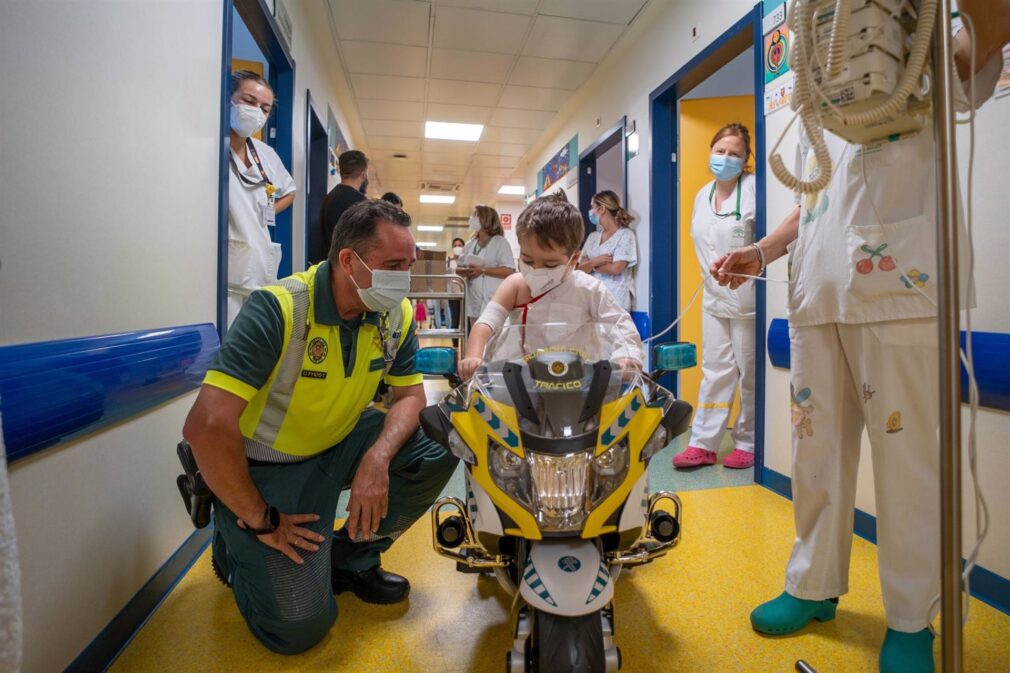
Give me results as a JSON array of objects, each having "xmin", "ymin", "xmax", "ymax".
[
  {"xmin": 452, "ymin": 245, "xmax": 464, "ymax": 256},
  {"xmin": 349, "ymin": 251, "xmax": 411, "ymax": 312},
  {"xmin": 468, "ymin": 215, "xmax": 481, "ymax": 232},
  {"xmin": 230, "ymin": 103, "xmax": 267, "ymax": 138},
  {"xmin": 519, "ymin": 255, "xmax": 574, "ymax": 297}
]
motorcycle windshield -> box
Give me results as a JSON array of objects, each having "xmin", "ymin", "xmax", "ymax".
[{"xmin": 467, "ymin": 322, "xmax": 647, "ymax": 444}]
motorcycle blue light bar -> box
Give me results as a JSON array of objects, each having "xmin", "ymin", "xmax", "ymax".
[
  {"xmin": 416, "ymin": 347, "xmax": 458, "ymax": 375},
  {"xmin": 653, "ymin": 342, "xmax": 697, "ymax": 372}
]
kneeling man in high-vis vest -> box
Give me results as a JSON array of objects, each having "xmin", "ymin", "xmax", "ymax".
[{"xmin": 183, "ymin": 199, "xmax": 458, "ymax": 654}]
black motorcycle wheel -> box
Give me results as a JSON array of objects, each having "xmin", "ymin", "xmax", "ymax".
[{"xmin": 533, "ymin": 610, "xmax": 605, "ymax": 673}]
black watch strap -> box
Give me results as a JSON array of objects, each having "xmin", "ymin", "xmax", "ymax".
[{"xmin": 242, "ymin": 505, "xmax": 280, "ymax": 535}]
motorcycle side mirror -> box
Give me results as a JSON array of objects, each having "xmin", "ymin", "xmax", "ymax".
[
  {"xmin": 417, "ymin": 347, "xmax": 458, "ymax": 375},
  {"xmin": 652, "ymin": 342, "xmax": 698, "ymax": 373}
]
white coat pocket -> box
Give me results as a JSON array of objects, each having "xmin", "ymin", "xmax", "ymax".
[
  {"xmin": 228, "ymin": 238, "xmax": 253, "ymax": 289},
  {"xmin": 846, "ymin": 215, "xmax": 935, "ymax": 306}
]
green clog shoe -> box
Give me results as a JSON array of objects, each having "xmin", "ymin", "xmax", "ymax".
[
  {"xmin": 879, "ymin": 628, "xmax": 934, "ymax": 673},
  {"xmin": 750, "ymin": 591, "xmax": 838, "ymax": 635}
]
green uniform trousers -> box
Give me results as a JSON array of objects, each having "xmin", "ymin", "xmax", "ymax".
[{"xmin": 213, "ymin": 409, "xmax": 457, "ymax": 654}]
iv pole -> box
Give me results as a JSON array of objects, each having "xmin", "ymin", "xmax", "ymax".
[{"xmin": 931, "ymin": 0, "xmax": 964, "ymax": 671}]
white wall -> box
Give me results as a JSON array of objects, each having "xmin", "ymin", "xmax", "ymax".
[
  {"xmin": 522, "ymin": 0, "xmax": 759, "ymax": 313},
  {"xmin": 0, "ymin": 2, "xmax": 223, "ymax": 671}
]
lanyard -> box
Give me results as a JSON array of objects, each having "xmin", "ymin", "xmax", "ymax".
[
  {"xmin": 708, "ymin": 178, "xmax": 742, "ymax": 221},
  {"xmin": 516, "ymin": 289, "xmax": 555, "ymax": 354},
  {"xmin": 231, "ymin": 139, "xmax": 275, "ymax": 195}
]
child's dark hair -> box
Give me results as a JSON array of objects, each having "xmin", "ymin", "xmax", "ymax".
[{"xmin": 516, "ymin": 191, "xmax": 583, "ymax": 254}]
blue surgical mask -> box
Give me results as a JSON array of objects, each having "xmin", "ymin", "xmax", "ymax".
[
  {"xmin": 588, "ymin": 211, "xmax": 600, "ymax": 226},
  {"xmin": 709, "ymin": 154, "xmax": 744, "ymax": 181}
]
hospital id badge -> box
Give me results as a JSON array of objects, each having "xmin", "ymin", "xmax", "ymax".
[{"xmin": 259, "ymin": 202, "xmax": 276, "ymax": 228}]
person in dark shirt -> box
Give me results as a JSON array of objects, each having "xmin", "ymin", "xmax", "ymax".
[
  {"xmin": 380, "ymin": 192, "xmax": 402, "ymax": 207},
  {"xmin": 313, "ymin": 150, "xmax": 369, "ymax": 265}
]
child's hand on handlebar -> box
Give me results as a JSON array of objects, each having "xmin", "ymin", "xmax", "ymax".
[{"xmin": 458, "ymin": 357, "xmax": 483, "ymax": 380}]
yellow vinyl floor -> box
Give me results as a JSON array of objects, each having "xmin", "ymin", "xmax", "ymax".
[{"xmin": 111, "ymin": 485, "xmax": 1010, "ymax": 673}]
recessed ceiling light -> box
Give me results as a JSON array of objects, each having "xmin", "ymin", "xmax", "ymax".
[
  {"xmin": 416, "ymin": 241, "xmax": 438, "ymax": 248},
  {"xmin": 420, "ymin": 194, "xmax": 456, "ymax": 204},
  {"xmin": 498, "ymin": 185, "xmax": 525, "ymax": 195},
  {"xmin": 425, "ymin": 121, "xmax": 483, "ymax": 142},
  {"xmin": 417, "ymin": 225, "xmax": 444, "ymax": 232}
]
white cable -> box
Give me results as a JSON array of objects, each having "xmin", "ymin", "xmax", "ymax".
[{"xmin": 643, "ymin": 276, "xmax": 704, "ymax": 343}]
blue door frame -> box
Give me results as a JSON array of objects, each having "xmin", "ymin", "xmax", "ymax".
[
  {"xmin": 218, "ymin": 0, "xmax": 296, "ymax": 340},
  {"xmin": 578, "ymin": 117, "xmax": 627, "ymax": 240},
  {"xmin": 648, "ymin": 5, "xmax": 767, "ymax": 483}
]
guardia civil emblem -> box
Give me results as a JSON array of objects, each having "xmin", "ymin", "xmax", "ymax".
[{"xmin": 308, "ymin": 337, "xmax": 328, "ymax": 364}]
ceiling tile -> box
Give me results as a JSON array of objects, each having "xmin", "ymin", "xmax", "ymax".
[
  {"xmin": 423, "ymin": 138, "xmax": 480, "ymax": 155},
  {"xmin": 340, "ymin": 41, "xmax": 428, "ymax": 78},
  {"xmin": 507, "ymin": 56, "xmax": 596, "ymax": 89},
  {"xmin": 426, "ymin": 102, "xmax": 492, "ymax": 125},
  {"xmin": 472, "ymin": 154, "xmax": 519, "ymax": 169},
  {"xmin": 437, "ymin": 0, "xmax": 538, "ymax": 14},
  {"xmin": 367, "ymin": 135, "xmax": 422, "ymax": 151},
  {"xmin": 522, "ymin": 15, "xmax": 624, "ymax": 62},
  {"xmin": 422, "ymin": 152, "xmax": 473, "ymax": 166},
  {"xmin": 475, "ymin": 141, "xmax": 528, "ymax": 157},
  {"xmin": 539, "ymin": 0, "xmax": 647, "ymax": 25},
  {"xmin": 489, "ymin": 108, "xmax": 555, "ymax": 129},
  {"xmin": 427, "ymin": 79, "xmax": 502, "ymax": 107},
  {"xmin": 350, "ymin": 74, "xmax": 427, "ymax": 101},
  {"xmin": 430, "ymin": 48, "xmax": 514, "ymax": 84},
  {"xmin": 434, "ymin": 6, "xmax": 531, "ymax": 55},
  {"xmin": 356, "ymin": 99, "xmax": 425, "ymax": 121},
  {"xmin": 362, "ymin": 119, "xmax": 425, "ymax": 137},
  {"xmin": 479, "ymin": 126, "xmax": 543, "ymax": 144},
  {"xmin": 498, "ymin": 85, "xmax": 571, "ymax": 111},
  {"xmin": 466, "ymin": 165, "xmax": 519, "ymax": 178},
  {"xmin": 329, "ymin": 0, "xmax": 431, "ymax": 46}
]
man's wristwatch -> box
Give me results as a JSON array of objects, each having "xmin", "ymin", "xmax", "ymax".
[{"xmin": 242, "ymin": 504, "xmax": 280, "ymax": 535}]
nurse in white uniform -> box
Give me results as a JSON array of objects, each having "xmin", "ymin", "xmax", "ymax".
[
  {"xmin": 457, "ymin": 205, "xmax": 515, "ymax": 332},
  {"xmin": 227, "ymin": 71, "xmax": 296, "ymax": 326},
  {"xmin": 712, "ymin": 12, "xmax": 1007, "ymax": 670},
  {"xmin": 673, "ymin": 123, "xmax": 757, "ymax": 471}
]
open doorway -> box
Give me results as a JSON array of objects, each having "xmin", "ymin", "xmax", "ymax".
[
  {"xmin": 305, "ymin": 94, "xmax": 329, "ymax": 267},
  {"xmin": 578, "ymin": 118, "xmax": 627, "ymax": 239},
  {"xmin": 217, "ymin": 0, "xmax": 296, "ymax": 337},
  {"xmin": 648, "ymin": 7, "xmax": 766, "ymax": 491}
]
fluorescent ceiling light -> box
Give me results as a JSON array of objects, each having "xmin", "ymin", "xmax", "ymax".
[
  {"xmin": 416, "ymin": 241, "xmax": 438, "ymax": 248},
  {"xmin": 417, "ymin": 225, "xmax": 444, "ymax": 232},
  {"xmin": 420, "ymin": 194, "xmax": 456, "ymax": 204},
  {"xmin": 498, "ymin": 185, "xmax": 525, "ymax": 195},
  {"xmin": 425, "ymin": 120, "xmax": 483, "ymax": 142}
]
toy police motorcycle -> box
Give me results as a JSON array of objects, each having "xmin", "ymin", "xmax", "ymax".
[{"xmin": 417, "ymin": 322, "xmax": 696, "ymax": 673}]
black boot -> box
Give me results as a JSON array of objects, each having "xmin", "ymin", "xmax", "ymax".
[{"xmin": 331, "ymin": 565, "xmax": 410, "ymax": 604}]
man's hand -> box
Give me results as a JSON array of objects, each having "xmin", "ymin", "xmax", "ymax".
[
  {"xmin": 241, "ymin": 512, "xmax": 325, "ymax": 565},
  {"xmin": 710, "ymin": 247, "xmax": 761, "ymax": 289},
  {"xmin": 345, "ymin": 452, "xmax": 391, "ymax": 541}
]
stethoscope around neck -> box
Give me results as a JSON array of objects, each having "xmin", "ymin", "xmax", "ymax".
[{"xmin": 708, "ymin": 177, "xmax": 742, "ymax": 221}]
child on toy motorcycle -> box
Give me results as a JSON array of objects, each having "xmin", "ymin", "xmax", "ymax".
[{"xmin": 459, "ymin": 191, "xmax": 643, "ymax": 379}]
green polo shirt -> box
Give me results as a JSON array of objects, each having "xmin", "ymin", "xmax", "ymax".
[{"xmin": 205, "ymin": 262, "xmax": 421, "ymax": 456}]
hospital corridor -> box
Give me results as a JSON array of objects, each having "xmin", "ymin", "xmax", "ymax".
[{"xmin": 1, "ymin": 1, "xmax": 1010, "ymax": 672}]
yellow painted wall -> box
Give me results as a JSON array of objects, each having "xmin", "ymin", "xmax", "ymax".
[{"xmin": 677, "ymin": 95, "xmax": 755, "ymax": 423}]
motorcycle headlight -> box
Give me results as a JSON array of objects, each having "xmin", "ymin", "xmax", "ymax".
[
  {"xmin": 528, "ymin": 451, "xmax": 592, "ymax": 532},
  {"xmin": 591, "ymin": 440, "xmax": 630, "ymax": 506},
  {"xmin": 489, "ymin": 442, "xmax": 533, "ymax": 509},
  {"xmin": 641, "ymin": 426, "xmax": 669, "ymax": 460}
]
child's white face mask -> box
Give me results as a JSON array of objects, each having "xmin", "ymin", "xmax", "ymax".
[{"xmin": 519, "ymin": 254, "xmax": 574, "ymax": 296}]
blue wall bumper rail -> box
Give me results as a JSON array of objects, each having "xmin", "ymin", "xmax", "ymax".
[
  {"xmin": 0, "ymin": 323, "xmax": 219, "ymax": 462},
  {"xmin": 767, "ymin": 317, "xmax": 1010, "ymax": 412}
]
